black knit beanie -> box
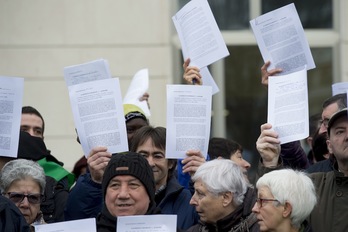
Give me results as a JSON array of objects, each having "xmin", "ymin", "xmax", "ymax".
[{"xmin": 102, "ymin": 152, "xmax": 155, "ymax": 204}]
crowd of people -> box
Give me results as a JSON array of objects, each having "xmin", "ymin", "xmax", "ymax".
[{"xmin": 0, "ymin": 58, "xmax": 347, "ymax": 232}]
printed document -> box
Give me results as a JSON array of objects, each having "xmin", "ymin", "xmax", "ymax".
[
  {"xmin": 123, "ymin": 68, "xmax": 151, "ymax": 116},
  {"xmin": 68, "ymin": 78, "xmax": 128, "ymax": 157},
  {"xmin": 0, "ymin": 76, "xmax": 23, "ymax": 158},
  {"xmin": 268, "ymin": 67, "xmax": 308, "ymax": 144},
  {"xmin": 200, "ymin": 67, "xmax": 220, "ymax": 95},
  {"xmin": 117, "ymin": 215, "xmax": 177, "ymax": 232},
  {"xmin": 166, "ymin": 85, "xmax": 212, "ymax": 159},
  {"xmin": 172, "ymin": 0, "xmax": 228, "ymax": 94},
  {"xmin": 35, "ymin": 218, "xmax": 96, "ymax": 232},
  {"xmin": 250, "ymin": 3, "xmax": 315, "ymax": 75},
  {"xmin": 64, "ymin": 59, "xmax": 112, "ymax": 86},
  {"xmin": 332, "ymin": 82, "xmax": 348, "ymax": 96},
  {"xmin": 172, "ymin": 0, "xmax": 229, "ymax": 68}
]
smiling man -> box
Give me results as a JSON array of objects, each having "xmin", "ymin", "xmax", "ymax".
[{"xmin": 97, "ymin": 152, "xmax": 159, "ymax": 231}]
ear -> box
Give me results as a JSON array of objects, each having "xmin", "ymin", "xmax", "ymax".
[
  {"xmin": 326, "ymin": 139, "xmax": 333, "ymax": 154},
  {"xmin": 167, "ymin": 159, "xmax": 176, "ymax": 170},
  {"xmin": 222, "ymin": 192, "xmax": 233, "ymax": 207},
  {"xmin": 282, "ymin": 202, "xmax": 292, "ymax": 218}
]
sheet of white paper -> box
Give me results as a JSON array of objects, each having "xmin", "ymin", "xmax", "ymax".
[
  {"xmin": 250, "ymin": 3, "xmax": 315, "ymax": 75},
  {"xmin": 123, "ymin": 68, "xmax": 151, "ymax": 116},
  {"xmin": 117, "ymin": 215, "xmax": 177, "ymax": 232},
  {"xmin": 166, "ymin": 85, "xmax": 212, "ymax": 159},
  {"xmin": 64, "ymin": 59, "xmax": 112, "ymax": 86},
  {"xmin": 0, "ymin": 76, "xmax": 23, "ymax": 158},
  {"xmin": 332, "ymin": 82, "xmax": 348, "ymax": 96},
  {"xmin": 35, "ymin": 218, "xmax": 96, "ymax": 232},
  {"xmin": 172, "ymin": 0, "xmax": 229, "ymax": 68},
  {"xmin": 200, "ymin": 67, "xmax": 219, "ymax": 95},
  {"xmin": 68, "ymin": 78, "xmax": 128, "ymax": 157},
  {"xmin": 267, "ymin": 67, "xmax": 309, "ymax": 144}
]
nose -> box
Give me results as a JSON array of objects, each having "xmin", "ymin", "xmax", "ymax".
[
  {"xmin": 242, "ymin": 159, "xmax": 251, "ymax": 170},
  {"xmin": 27, "ymin": 128, "xmax": 36, "ymax": 137},
  {"xmin": 18, "ymin": 196, "xmax": 30, "ymax": 208},
  {"xmin": 252, "ymin": 202, "xmax": 259, "ymax": 213},
  {"xmin": 189, "ymin": 193, "xmax": 197, "ymax": 206},
  {"xmin": 117, "ymin": 184, "xmax": 130, "ymax": 199},
  {"xmin": 319, "ymin": 123, "xmax": 327, "ymax": 134},
  {"xmin": 146, "ymin": 156, "xmax": 155, "ymax": 167}
]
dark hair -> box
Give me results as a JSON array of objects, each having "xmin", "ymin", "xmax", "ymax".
[
  {"xmin": 72, "ymin": 156, "xmax": 87, "ymax": 179},
  {"xmin": 208, "ymin": 137, "xmax": 242, "ymax": 160},
  {"xmin": 130, "ymin": 126, "xmax": 177, "ymax": 179},
  {"xmin": 322, "ymin": 93, "xmax": 347, "ymax": 110},
  {"xmin": 309, "ymin": 113, "xmax": 321, "ymax": 137},
  {"xmin": 311, "ymin": 130, "xmax": 329, "ymax": 162},
  {"xmin": 22, "ymin": 106, "xmax": 45, "ymax": 134}
]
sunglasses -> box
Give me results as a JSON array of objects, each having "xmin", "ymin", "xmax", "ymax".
[{"xmin": 5, "ymin": 192, "xmax": 43, "ymax": 204}]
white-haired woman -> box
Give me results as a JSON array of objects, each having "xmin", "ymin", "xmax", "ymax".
[
  {"xmin": 252, "ymin": 169, "xmax": 317, "ymax": 232},
  {"xmin": 187, "ymin": 159, "xmax": 259, "ymax": 232},
  {"xmin": 1, "ymin": 159, "xmax": 46, "ymax": 228}
]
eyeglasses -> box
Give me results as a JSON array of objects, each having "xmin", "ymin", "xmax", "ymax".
[
  {"xmin": 255, "ymin": 198, "xmax": 279, "ymax": 208},
  {"xmin": 319, "ymin": 119, "xmax": 329, "ymax": 128},
  {"xmin": 4, "ymin": 192, "xmax": 43, "ymax": 204}
]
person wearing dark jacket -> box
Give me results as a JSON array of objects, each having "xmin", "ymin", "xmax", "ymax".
[
  {"xmin": 256, "ymin": 108, "xmax": 348, "ymax": 232},
  {"xmin": 186, "ymin": 159, "xmax": 259, "ymax": 232},
  {"xmin": 65, "ymin": 126, "xmax": 198, "ymax": 230},
  {"xmin": 96, "ymin": 152, "xmax": 160, "ymax": 232},
  {"xmin": 0, "ymin": 195, "xmax": 30, "ymax": 232}
]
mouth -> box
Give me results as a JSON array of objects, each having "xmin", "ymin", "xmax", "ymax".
[{"xmin": 117, "ymin": 204, "xmax": 133, "ymax": 207}]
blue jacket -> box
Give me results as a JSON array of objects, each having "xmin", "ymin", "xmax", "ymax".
[
  {"xmin": 65, "ymin": 173, "xmax": 198, "ymax": 230},
  {"xmin": 64, "ymin": 173, "xmax": 102, "ymax": 220},
  {"xmin": 156, "ymin": 175, "xmax": 198, "ymax": 230}
]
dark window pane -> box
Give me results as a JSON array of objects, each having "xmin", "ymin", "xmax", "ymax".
[
  {"xmin": 262, "ymin": 0, "xmax": 332, "ymax": 29},
  {"xmin": 178, "ymin": 0, "xmax": 249, "ymax": 30}
]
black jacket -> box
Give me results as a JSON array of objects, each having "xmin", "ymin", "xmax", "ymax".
[{"xmin": 0, "ymin": 195, "xmax": 30, "ymax": 232}]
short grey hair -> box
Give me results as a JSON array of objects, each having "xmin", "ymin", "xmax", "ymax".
[
  {"xmin": 0, "ymin": 159, "xmax": 46, "ymax": 194},
  {"xmin": 256, "ymin": 169, "xmax": 317, "ymax": 228},
  {"xmin": 192, "ymin": 159, "xmax": 248, "ymax": 206}
]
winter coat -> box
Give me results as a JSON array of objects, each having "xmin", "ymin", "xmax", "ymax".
[
  {"xmin": 0, "ymin": 195, "xmax": 30, "ymax": 232},
  {"xmin": 156, "ymin": 176, "xmax": 199, "ymax": 229},
  {"xmin": 309, "ymin": 169, "xmax": 348, "ymax": 232},
  {"xmin": 65, "ymin": 173, "xmax": 198, "ymax": 230}
]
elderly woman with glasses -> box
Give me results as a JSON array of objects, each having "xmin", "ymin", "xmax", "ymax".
[
  {"xmin": 252, "ymin": 169, "xmax": 317, "ymax": 232},
  {"xmin": 0, "ymin": 159, "xmax": 46, "ymax": 227}
]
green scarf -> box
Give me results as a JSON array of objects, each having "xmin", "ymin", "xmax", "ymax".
[{"xmin": 37, "ymin": 157, "xmax": 75, "ymax": 188}]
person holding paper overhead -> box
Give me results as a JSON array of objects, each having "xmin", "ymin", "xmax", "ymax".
[
  {"xmin": 65, "ymin": 103, "xmax": 150, "ymax": 220},
  {"xmin": 255, "ymin": 107, "xmax": 348, "ymax": 232},
  {"xmin": 130, "ymin": 126, "xmax": 199, "ymax": 230}
]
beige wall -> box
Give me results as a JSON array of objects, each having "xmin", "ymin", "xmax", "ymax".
[{"xmin": 0, "ymin": 0, "xmax": 174, "ymax": 171}]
